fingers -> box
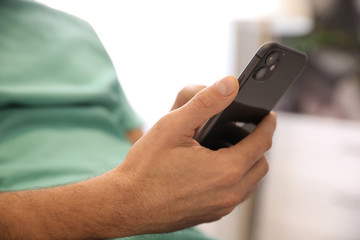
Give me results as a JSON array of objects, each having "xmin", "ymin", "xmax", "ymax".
[
  {"xmin": 200, "ymin": 122, "xmax": 251, "ymax": 150},
  {"xmin": 171, "ymin": 76, "xmax": 239, "ymax": 133},
  {"xmin": 171, "ymin": 84, "xmax": 207, "ymax": 111},
  {"xmin": 209, "ymin": 114, "xmax": 275, "ymax": 212},
  {"xmin": 240, "ymin": 155, "xmax": 269, "ymax": 188},
  {"xmin": 226, "ymin": 112, "xmax": 276, "ymax": 170},
  {"xmin": 218, "ymin": 156, "xmax": 268, "ymax": 210}
]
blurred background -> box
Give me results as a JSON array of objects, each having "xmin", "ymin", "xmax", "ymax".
[{"xmin": 38, "ymin": 0, "xmax": 360, "ymax": 239}]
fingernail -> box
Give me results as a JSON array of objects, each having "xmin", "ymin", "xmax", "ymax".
[{"xmin": 215, "ymin": 76, "xmax": 237, "ymax": 96}]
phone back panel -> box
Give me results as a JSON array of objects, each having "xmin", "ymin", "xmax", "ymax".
[{"xmin": 195, "ymin": 42, "xmax": 307, "ymax": 149}]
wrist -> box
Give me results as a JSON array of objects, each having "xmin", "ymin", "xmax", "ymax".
[{"xmin": 80, "ymin": 168, "xmax": 143, "ymax": 239}]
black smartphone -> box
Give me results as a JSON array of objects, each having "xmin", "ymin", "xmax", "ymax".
[{"xmin": 194, "ymin": 42, "xmax": 307, "ymax": 150}]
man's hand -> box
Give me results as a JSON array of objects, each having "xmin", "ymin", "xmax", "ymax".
[
  {"xmin": 125, "ymin": 83, "xmax": 206, "ymax": 145},
  {"xmin": 117, "ymin": 75, "xmax": 276, "ymax": 233},
  {"xmin": 171, "ymin": 84, "xmax": 206, "ymax": 111},
  {"xmin": 0, "ymin": 76, "xmax": 276, "ymax": 240}
]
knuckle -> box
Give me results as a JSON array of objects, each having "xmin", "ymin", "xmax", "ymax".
[
  {"xmin": 222, "ymin": 207, "xmax": 234, "ymax": 217},
  {"xmin": 152, "ymin": 113, "xmax": 178, "ymax": 140},
  {"xmin": 238, "ymin": 151, "xmax": 256, "ymax": 170},
  {"xmin": 180, "ymin": 84, "xmax": 196, "ymax": 95},
  {"xmin": 220, "ymin": 167, "xmax": 242, "ymax": 186},
  {"xmin": 256, "ymin": 158, "xmax": 269, "ymax": 181},
  {"xmin": 155, "ymin": 113, "xmax": 173, "ymax": 130},
  {"xmin": 209, "ymin": 213, "xmax": 224, "ymax": 222},
  {"xmin": 192, "ymin": 91, "xmax": 213, "ymax": 111},
  {"xmin": 182, "ymin": 84, "xmax": 206, "ymax": 96},
  {"xmin": 218, "ymin": 194, "xmax": 239, "ymax": 209},
  {"xmin": 217, "ymin": 207, "xmax": 234, "ymax": 220},
  {"xmin": 265, "ymin": 138, "xmax": 273, "ymax": 151},
  {"xmin": 176, "ymin": 86, "xmax": 189, "ymax": 100}
]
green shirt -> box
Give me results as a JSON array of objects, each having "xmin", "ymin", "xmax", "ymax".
[{"xmin": 0, "ymin": 1, "xmax": 216, "ymax": 239}]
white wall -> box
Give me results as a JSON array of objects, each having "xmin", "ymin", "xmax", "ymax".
[{"xmin": 37, "ymin": 0, "xmax": 279, "ymax": 130}]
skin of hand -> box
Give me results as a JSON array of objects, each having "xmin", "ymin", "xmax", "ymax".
[
  {"xmin": 126, "ymin": 128, "xmax": 144, "ymax": 144},
  {"xmin": 125, "ymin": 83, "xmax": 207, "ymax": 144},
  {"xmin": 116, "ymin": 75, "xmax": 276, "ymax": 233},
  {"xmin": 0, "ymin": 76, "xmax": 276, "ymax": 240},
  {"xmin": 170, "ymin": 84, "xmax": 207, "ymax": 111}
]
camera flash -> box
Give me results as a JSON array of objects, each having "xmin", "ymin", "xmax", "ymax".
[{"xmin": 270, "ymin": 64, "xmax": 276, "ymax": 71}]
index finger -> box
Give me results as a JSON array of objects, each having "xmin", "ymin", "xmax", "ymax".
[{"xmin": 225, "ymin": 112, "xmax": 277, "ymax": 169}]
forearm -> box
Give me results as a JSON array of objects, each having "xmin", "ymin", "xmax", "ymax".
[{"xmin": 0, "ymin": 169, "xmax": 140, "ymax": 240}]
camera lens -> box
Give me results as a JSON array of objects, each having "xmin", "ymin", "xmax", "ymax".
[
  {"xmin": 265, "ymin": 52, "xmax": 279, "ymax": 66},
  {"xmin": 254, "ymin": 67, "xmax": 267, "ymax": 80}
]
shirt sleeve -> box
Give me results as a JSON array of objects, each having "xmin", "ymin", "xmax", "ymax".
[{"xmin": 111, "ymin": 80, "xmax": 143, "ymax": 132}]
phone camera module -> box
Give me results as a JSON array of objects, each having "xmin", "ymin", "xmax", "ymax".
[
  {"xmin": 254, "ymin": 67, "xmax": 267, "ymax": 80},
  {"xmin": 265, "ymin": 52, "xmax": 280, "ymax": 66}
]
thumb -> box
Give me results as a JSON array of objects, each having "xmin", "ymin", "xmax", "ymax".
[{"xmin": 172, "ymin": 75, "xmax": 239, "ymax": 133}]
